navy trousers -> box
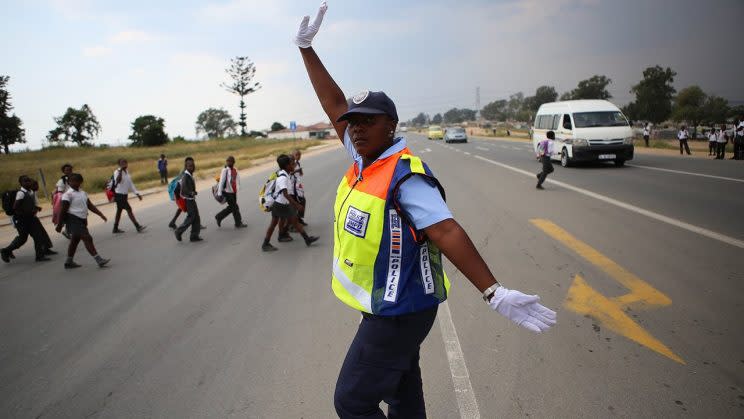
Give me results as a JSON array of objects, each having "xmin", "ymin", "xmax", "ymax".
[{"xmin": 334, "ymin": 306, "xmax": 438, "ymax": 419}]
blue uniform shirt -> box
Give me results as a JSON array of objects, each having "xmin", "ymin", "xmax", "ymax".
[{"xmin": 344, "ymin": 129, "xmax": 452, "ymax": 230}]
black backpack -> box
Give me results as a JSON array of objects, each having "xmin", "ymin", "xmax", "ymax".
[{"xmin": 2, "ymin": 190, "xmax": 18, "ymax": 216}]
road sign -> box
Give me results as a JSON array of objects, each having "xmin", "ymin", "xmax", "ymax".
[{"xmin": 289, "ymin": 121, "xmax": 296, "ymax": 132}]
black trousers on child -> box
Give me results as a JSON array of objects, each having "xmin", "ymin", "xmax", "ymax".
[
  {"xmin": 4, "ymin": 216, "xmax": 46, "ymax": 259},
  {"xmin": 679, "ymin": 139, "xmax": 691, "ymax": 155},
  {"xmin": 215, "ymin": 192, "xmax": 242, "ymax": 226},
  {"xmin": 334, "ymin": 306, "xmax": 438, "ymax": 419},
  {"xmin": 537, "ymin": 156, "xmax": 554, "ymax": 186},
  {"xmin": 716, "ymin": 142, "xmax": 727, "ymax": 159},
  {"xmin": 176, "ymin": 199, "xmax": 201, "ymax": 239}
]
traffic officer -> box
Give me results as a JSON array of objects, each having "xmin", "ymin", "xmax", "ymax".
[{"xmin": 295, "ymin": 3, "xmax": 557, "ymax": 418}]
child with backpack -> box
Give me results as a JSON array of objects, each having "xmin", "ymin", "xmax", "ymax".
[
  {"xmin": 535, "ymin": 130, "xmax": 556, "ymax": 190},
  {"xmin": 215, "ymin": 156, "xmax": 247, "ymax": 229},
  {"xmin": 174, "ymin": 157, "xmax": 203, "ymax": 242},
  {"xmin": 55, "ymin": 173, "xmax": 110, "ymax": 269},
  {"xmin": 261, "ymin": 154, "xmax": 318, "ymax": 251},
  {"xmin": 53, "ymin": 163, "xmax": 73, "ymax": 232},
  {"xmin": 112, "ymin": 158, "xmax": 146, "ymax": 234},
  {"xmin": 1, "ymin": 176, "xmax": 53, "ymax": 263}
]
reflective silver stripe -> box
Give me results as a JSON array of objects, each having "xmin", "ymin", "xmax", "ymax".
[
  {"xmin": 419, "ymin": 243, "xmax": 435, "ymax": 294},
  {"xmin": 384, "ymin": 209, "xmax": 403, "ymax": 302},
  {"xmin": 332, "ymin": 258, "xmax": 372, "ymax": 312}
]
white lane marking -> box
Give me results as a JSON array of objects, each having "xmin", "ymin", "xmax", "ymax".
[
  {"xmin": 464, "ymin": 151, "xmax": 471, "ymax": 155},
  {"xmin": 511, "ymin": 146, "xmax": 522, "ymax": 151},
  {"xmin": 475, "ymin": 146, "xmax": 489, "ymax": 151},
  {"xmin": 627, "ymin": 164, "xmax": 744, "ymax": 184},
  {"xmin": 474, "ymin": 155, "xmax": 744, "ymax": 249},
  {"xmin": 439, "ymin": 301, "xmax": 481, "ymax": 419}
]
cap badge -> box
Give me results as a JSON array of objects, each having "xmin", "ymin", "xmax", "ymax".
[{"xmin": 352, "ymin": 90, "xmax": 369, "ymax": 105}]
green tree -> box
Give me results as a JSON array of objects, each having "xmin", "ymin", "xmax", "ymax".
[
  {"xmin": 671, "ymin": 86, "xmax": 707, "ymax": 138},
  {"xmin": 443, "ymin": 108, "xmax": 462, "ymax": 124},
  {"xmin": 271, "ymin": 121, "xmax": 286, "ymax": 131},
  {"xmin": 627, "ymin": 65, "xmax": 677, "ymax": 124},
  {"xmin": 129, "ymin": 115, "xmax": 169, "ymax": 146},
  {"xmin": 411, "ymin": 112, "xmax": 428, "ymax": 126},
  {"xmin": 702, "ymin": 96, "xmax": 729, "ymax": 125},
  {"xmin": 563, "ymin": 75, "xmax": 613, "ymax": 100},
  {"xmin": 480, "ymin": 99, "xmax": 507, "ymax": 121},
  {"xmin": 431, "ymin": 113, "xmax": 443, "ymax": 124},
  {"xmin": 728, "ymin": 105, "xmax": 744, "ymax": 120},
  {"xmin": 525, "ymin": 86, "xmax": 558, "ymax": 113},
  {"xmin": 222, "ymin": 56, "xmax": 261, "ymax": 137},
  {"xmin": 196, "ymin": 108, "xmax": 236, "ymax": 139},
  {"xmin": 47, "ymin": 104, "xmax": 101, "ymax": 146},
  {"xmin": 0, "ymin": 76, "xmax": 25, "ymax": 154}
]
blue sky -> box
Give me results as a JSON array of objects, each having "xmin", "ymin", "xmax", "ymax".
[{"xmin": 2, "ymin": 0, "xmax": 742, "ymax": 149}]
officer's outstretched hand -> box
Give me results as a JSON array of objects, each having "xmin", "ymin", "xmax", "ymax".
[
  {"xmin": 488, "ymin": 286, "xmax": 557, "ymax": 333},
  {"xmin": 295, "ymin": 1, "xmax": 328, "ymax": 48}
]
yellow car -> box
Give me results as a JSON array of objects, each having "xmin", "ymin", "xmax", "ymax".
[{"xmin": 427, "ymin": 125, "xmax": 444, "ymax": 140}]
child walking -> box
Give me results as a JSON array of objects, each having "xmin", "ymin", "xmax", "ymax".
[
  {"xmin": 262, "ymin": 154, "xmax": 318, "ymax": 251},
  {"xmin": 174, "ymin": 157, "xmax": 203, "ymax": 242},
  {"xmin": 55, "ymin": 173, "xmax": 110, "ymax": 269},
  {"xmin": 535, "ymin": 130, "xmax": 556, "ymax": 189},
  {"xmin": 112, "ymin": 158, "xmax": 146, "ymax": 233}
]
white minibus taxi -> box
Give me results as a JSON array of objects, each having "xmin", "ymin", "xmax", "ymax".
[{"xmin": 531, "ymin": 100, "xmax": 634, "ymax": 167}]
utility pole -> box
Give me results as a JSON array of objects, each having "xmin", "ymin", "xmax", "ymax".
[{"xmin": 476, "ymin": 86, "xmax": 481, "ymax": 123}]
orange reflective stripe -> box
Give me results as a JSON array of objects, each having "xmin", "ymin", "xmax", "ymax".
[{"xmin": 342, "ymin": 147, "xmax": 412, "ymax": 200}]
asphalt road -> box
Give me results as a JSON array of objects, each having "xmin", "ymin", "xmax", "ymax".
[{"xmin": 1, "ymin": 133, "xmax": 743, "ymax": 418}]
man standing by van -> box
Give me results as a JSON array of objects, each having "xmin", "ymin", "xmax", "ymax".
[{"xmin": 536, "ymin": 131, "xmax": 555, "ymax": 189}]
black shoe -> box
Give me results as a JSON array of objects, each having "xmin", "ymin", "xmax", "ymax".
[
  {"xmin": 64, "ymin": 262, "xmax": 82, "ymax": 269},
  {"xmin": 200, "ymin": 225, "xmax": 207, "ymax": 229},
  {"xmin": 168, "ymin": 222, "xmax": 177, "ymax": 229},
  {"xmin": 299, "ymin": 219, "xmax": 308, "ymax": 226},
  {"xmin": 136, "ymin": 225, "xmax": 147, "ymax": 233},
  {"xmin": 175, "ymin": 230, "xmax": 183, "ymax": 242},
  {"xmin": 97, "ymin": 258, "xmax": 111, "ymax": 267},
  {"xmin": 190, "ymin": 237, "xmax": 204, "ymax": 242},
  {"xmin": 262, "ymin": 243, "xmax": 278, "ymax": 252},
  {"xmin": 304, "ymin": 236, "xmax": 319, "ymax": 246},
  {"xmin": 113, "ymin": 228, "xmax": 125, "ymax": 234},
  {"xmin": 45, "ymin": 249, "xmax": 58, "ymax": 255},
  {"xmin": 62, "ymin": 231, "xmax": 71, "ymax": 239},
  {"xmin": 9, "ymin": 252, "xmax": 15, "ymax": 259},
  {"xmin": 235, "ymin": 223, "xmax": 248, "ymax": 229},
  {"xmin": 36, "ymin": 256, "xmax": 52, "ymax": 262},
  {"xmin": 278, "ymin": 234, "xmax": 294, "ymax": 242},
  {"xmin": 215, "ymin": 216, "xmax": 222, "ymax": 228},
  {"xmin": 1, "ymin": 249, "xmax": 10, "ymax": 263},
  {"xmin": 536, "ymin": 184, "xmax": 544, "ymax": 190}
]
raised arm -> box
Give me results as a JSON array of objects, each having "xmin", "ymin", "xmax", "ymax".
[{"xmin": 296, "ymin": 2, "xmax": 348, "ymax": 142}]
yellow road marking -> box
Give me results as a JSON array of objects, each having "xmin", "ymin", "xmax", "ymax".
[{"xmin": 531, "ymin": 219, "xmax": 685, "ymax": 364}]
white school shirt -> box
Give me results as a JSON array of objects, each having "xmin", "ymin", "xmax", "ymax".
[
  {"xmin": 217, "ymin": 166, "xmax": 240, "ymax": 195},
  {"xmin": 113, "ymin": 168, "xmax": 139, "ymax": 195},
  {"xmin": 716, "ymin": 130, "xmax": 727, "ymax": 143},
  {"xmin": 61, "ymin": 188, "xmax": 89, "ymax": 218},
  {"xmin": 643, "ymin": 127, "xmax": 649, "ymax": 136},
  {"xmin": 737, "ymin": 122, "xmax": 744, "ymax": 136},
  {"xmin": 274, "ymin": 170, "xmax": 290, "ymax": 205},
  {"xmin": 293, "ymin": 161, "xmax": 305, "ymax": 198},
  {"xmin": 15, "ymin": 187, "xmax": 32, "ymax": 202},
  {"xmin": 709, "ymin": 131, "xmax": 717, "ymax": 142},
  {"xmin": 55, "ymin": 178, "xmax": 69, "ymax": 193},
  {"xmin": 677, "ymin": 130, "xmax": 689, "ymax": 140}
]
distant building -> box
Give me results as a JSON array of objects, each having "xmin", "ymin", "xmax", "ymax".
[{"xmin": 267, "ymin": 122, "xmax": 335, "ymax": 140}]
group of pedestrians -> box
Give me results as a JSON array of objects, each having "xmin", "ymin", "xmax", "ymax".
[
  {"xmin": 2, "ymin": 150, "xmax": 318, "ymax": 268},
  {"xmin": 677, "ymin": 118, "xmax": 744, "ymax": 160}
]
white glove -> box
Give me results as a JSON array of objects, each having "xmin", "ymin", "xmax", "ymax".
[
  {"xmin": 489, "ymin": 286, "xmax": 557, "ymax": 333},
  {"xmin": 294, "ymin": 1, "xmax": 328, "ymax": 48}
]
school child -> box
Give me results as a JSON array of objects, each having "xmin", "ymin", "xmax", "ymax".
[
  {"xmin": 174, "ymin": 157, "xmax": 203, "ymax": 242},
  {"xmin": 29, "ymin": 180, "xmax": 56, "ymax": 254},
  {"xmin": 158, "ymin": 154, "xmax": 168, "ymax": 184},
  {"xmin": 55, "ymin": 173, "xmax": 110, "ymax": 269},
  {"xmin": 715, "ymin": 124, "xmax": 728, "ymax": 160},
  {"xmin": 112, "ymin": 158, "xmax": 146, "ymax": 233},
  {"xmin": 262, "ymin": 154, "xmax": 318, "ymax": 251},
  {"xmin": 1, "ymin": 176, "xmax": 51, "ymax": 263},
  {"xmin": 53, "ymin": 163, "xmax": 73, "ymax": 237},
  {"xmin": 215, "ymin": 156, "xmax": 247, "ymax": 229},
  {"xmin": 292, "ymin": 149, "xmax": 308, "ymax": 226},
  {"xmin": 536, "ymin": 130, "xmax": 556, "ymax": 189},
  {"xmin": 708, "ymin": 129, "xmax": 717, "ymax": 156}
]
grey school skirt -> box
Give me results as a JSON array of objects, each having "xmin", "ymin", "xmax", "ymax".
[{"xmin": 66, "ymin": 215, "xmax": 90, "ymax": 236}]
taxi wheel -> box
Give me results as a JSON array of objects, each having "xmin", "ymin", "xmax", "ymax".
[{"xmin": 561, "ymin": 149, "xmax": 571, "ymax": 167}]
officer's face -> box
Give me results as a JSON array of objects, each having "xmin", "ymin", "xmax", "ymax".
[{"xmin": 347, "ymin": 114, "xmax": 396, "ymax": 161}]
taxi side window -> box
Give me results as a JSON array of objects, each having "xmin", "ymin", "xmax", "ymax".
[{"xmin": 563, "ymin": 114, "xmax": 572, "ymax": 130}]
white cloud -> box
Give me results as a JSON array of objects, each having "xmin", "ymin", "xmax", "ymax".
[
  {"xmin": 82, "ymin": 46, "xmax": 112, "ymax": 57},
  {"xmin": 109, "ymin": 30, "xmax": 158, "ymax": 43},
  {"xmin": 199, "ymin": 0, "xmax": 287, "ymax": 22}
]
